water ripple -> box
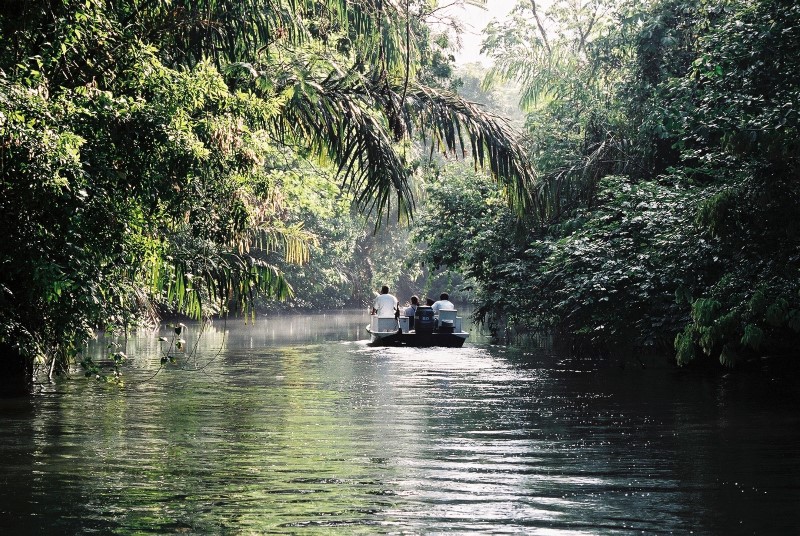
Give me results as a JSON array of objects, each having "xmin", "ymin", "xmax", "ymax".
[{"xmin": 1, "ymin": 314, "xmax": 799, "ymax": 534}]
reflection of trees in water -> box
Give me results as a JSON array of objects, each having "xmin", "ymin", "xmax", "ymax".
[{"xmin": 6, "ymin": 324, "xmax": 800, "ymax": 533}]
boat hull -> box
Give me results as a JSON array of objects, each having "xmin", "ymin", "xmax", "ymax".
[{"xmin": 366, "ymin": 326, "xmax": 469, "ymax": 348}]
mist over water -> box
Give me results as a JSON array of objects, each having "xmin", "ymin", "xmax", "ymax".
[{"xmin": 1, "ymin": 310, "xmax": 798, "ymax": 534}]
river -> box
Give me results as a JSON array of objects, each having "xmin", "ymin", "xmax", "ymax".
[{"xmin": 1, "ymin": 310, "xmax": 799, "ymax": 534}]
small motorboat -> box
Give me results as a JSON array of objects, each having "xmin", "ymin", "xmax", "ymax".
[{"xmin": 366, "ymin": 306, "xmax": 469, "ymax": 347}]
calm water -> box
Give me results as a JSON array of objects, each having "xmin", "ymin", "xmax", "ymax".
[{"xmin": 1, "ymin": 311, "xmax": 799, "ymax": 534}]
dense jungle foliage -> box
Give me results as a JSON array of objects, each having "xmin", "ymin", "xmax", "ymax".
[
  {"xmin": 0, "ymin": 0, "xmax": 533, "ymax": 387},
  {"xmin": 414, "ymin": 0, "xmax": 800, "ymax": 367},
  {"xmin": 1, "ymin": 0, "xmax": 798, "ymax": 387}
]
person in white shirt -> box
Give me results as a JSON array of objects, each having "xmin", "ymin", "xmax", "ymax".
[
  {"xmin": 431, "ymin": 292, "xmax": 454, "ymax": 314},
  {"xmin": 372, "ymin": 285, "xmax": 399, "ymax": 317}
]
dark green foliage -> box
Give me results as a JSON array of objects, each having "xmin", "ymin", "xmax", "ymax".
[
  {"xmin": 420, "ymin": 0, "xmax": 800, "ymax": 366},
  {"xmin": 411, "ymin": 163, "xmax": 523, "ymax": 336},
  {"xmin": 0, "ymin": 54, "xmax": 295, "ymax": 373},
  {"xmin": 0, "ymin": 0, "xmax": 536, "ymax": 384},
  {"xmin": 660, "ymin": 0, "xmax": 800, "ymax": 365}
]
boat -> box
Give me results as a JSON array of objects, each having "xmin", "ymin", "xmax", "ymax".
[{"xmin": 366, "ymin": 306, "xmax": 469, "ymax": 347}]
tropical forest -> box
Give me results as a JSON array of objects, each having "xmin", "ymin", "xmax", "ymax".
[
  {"xmin": 2, "ymin": 0, "xmax": 800, "ymax": 390},
  {"xmin": 1, "ymin": 0, "xmax": 799, "ymax": 532}
]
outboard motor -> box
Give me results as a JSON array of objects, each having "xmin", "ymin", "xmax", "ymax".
[{"xmin": 415, "ymin": 306, "xmax": 435, "ymax": 336}]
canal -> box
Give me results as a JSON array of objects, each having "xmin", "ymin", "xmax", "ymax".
[{"xmin": 1, "ymin": 310, "xmax": 799, "ymax": 534}]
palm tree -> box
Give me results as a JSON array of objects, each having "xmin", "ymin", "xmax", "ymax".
[
  {"xmin": 3, "ymin": 0, "xmax": 535, "ymax": 218},
  {"xmin": 119, "ymin": 0, "xmax": 537, "ymax": 312},
  {"xmin": 482, "ymin": 0, "xmax": 621, "ymax": 221},
  {"xmin": 0, "ymin": 0, "xmax": 536, "ymax": 385}
]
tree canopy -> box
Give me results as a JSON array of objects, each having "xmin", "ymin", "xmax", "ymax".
[
  {"xmin": 3, "ymin": 0, "xmax": 797, "ymax": 383},
  {"xmin": 0, "ymin": 0, "xmax": 536, "ymax": 382},
  {"xmin": 416, "ymin": 0, "xmax": 800, "ymax": 366}
]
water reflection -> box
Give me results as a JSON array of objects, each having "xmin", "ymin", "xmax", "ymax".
[{"xmin": 0, "ymin": 311, "xmax": 798, "ymax": 534}]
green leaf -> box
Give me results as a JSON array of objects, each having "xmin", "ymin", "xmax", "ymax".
[
  {"xmin": 741, "ymin": 324, "xmax": 764, "ymax": 351},
  {"xmin": 719, "ymin": 344, "xmax": 737, "ymax": 367}
]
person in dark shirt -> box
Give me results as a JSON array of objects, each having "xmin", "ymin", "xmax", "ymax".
[{"xmin": 404, "ymin": 295, "xmax": 419, "ymax": 329}]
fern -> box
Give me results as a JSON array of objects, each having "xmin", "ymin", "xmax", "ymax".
[
  {"xmin": 748, "ymin": 287, "xmax": 768, "ymax": 316},
  {"xmin": 765, "ymin": 298, "xmax": 789, "ymax": 327},
  {"xmin": 691, "ymin": 297, "xmax": 720, "ymax": 326},
  {"xmin": 674, "ymin": 326, "xmax": 696, "ymax": 366},
  {"xmin": 719, "ymin": 344, "xmax": 738, "ymax": 367},
  {"xmin": 740, "ymin": 324, "xmax": 764, "ymax": 351}
]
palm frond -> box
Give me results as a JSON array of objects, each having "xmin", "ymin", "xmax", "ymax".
[
  {"xmin": 120, "ymin": 0, "xmax": 293, "ymax": 66},
  {"xmin": 272, "ymin": 67, "xmax": 415, "ymax": 223},
  {"xmin": 120, "ymin": 0, "xmax": 412, "ymax": 73},
  {"xmin": 256, "ymin": 64, "xmax": 538, "ymax": 221},
  {"xmin": 404, "ymin": 84, "xmax": 537, "ymax": 217},
  {"xmin": 252, "ymin": 222, "xmax": 316, "ymax": 265}
]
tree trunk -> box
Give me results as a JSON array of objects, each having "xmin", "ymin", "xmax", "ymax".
[{"xmin": 0, "ymin": 343, "xmax": 33, "ymax": 397}]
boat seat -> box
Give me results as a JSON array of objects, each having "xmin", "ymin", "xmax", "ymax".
[
  {"xmin": 438, "ymin": 309, "xmax": 457, "ymax": 323},
  {"xmin": 371, "ymin": 315, "xmax": 399, "ymax": 332}
]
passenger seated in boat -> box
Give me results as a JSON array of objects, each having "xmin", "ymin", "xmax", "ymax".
[
  {"xmin": 372, "ymin": 285, "xmax": 399, "ymax": 318},
  {"xmin": 431, "ymin": 293, "xmax": 455, "ymax": 314},
  {"xmin": 432, "ymin": 293, "xmax": 455, "ymax": 330},
  {"xmin": 404, "ymin": 295, "xmax": 419, "ymax": 329}
]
